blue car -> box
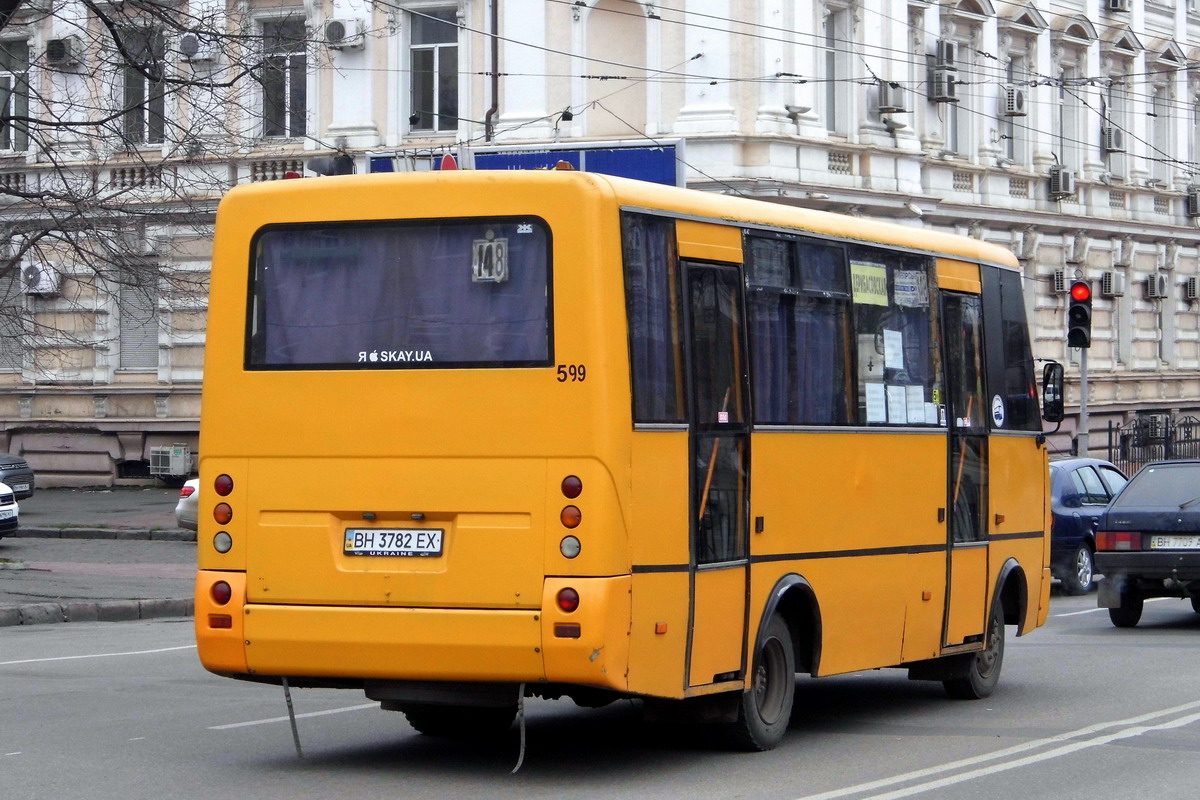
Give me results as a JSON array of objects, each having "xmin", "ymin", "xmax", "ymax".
[{"xmin": 1049, "ymin": 458, "xmax": 1128, "ymax": 595}]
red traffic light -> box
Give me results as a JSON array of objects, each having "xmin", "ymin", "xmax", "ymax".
[{"xmin": 1070, "ymin": 281, "xmax": 1091, "ymax": 302}]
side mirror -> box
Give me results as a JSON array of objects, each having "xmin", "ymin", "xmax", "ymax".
[{"xmin": 1042, "ymin": 361, "xmax": 1065, "ymax": 423}]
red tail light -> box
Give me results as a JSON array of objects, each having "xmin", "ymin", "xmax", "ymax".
[
  {"xmin": 179, "ymin": 485, "xmax": 196, "ymax": 498},
  {"xmin": 1096, "ymin": 531, "xmax": 1140, "ymax": 551},
  {"xmin": 211, "ymin": 581, "xmax": 232, "ymax": 605},
  {"xmin": 556, "ymin": 587, "xmax": 580, "ymax": 613}
]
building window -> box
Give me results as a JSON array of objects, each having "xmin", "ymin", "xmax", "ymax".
[
  {"xmin": 1001, "ymin": 56, "xmax": 1027, "ymax": 164},
  {"xmin": 1150, "ymin": 85, "xmax": 1171, "ymax": 183},
  {"xmin": 409, "ymin": 8, "xmax": 458, "ymax": 132},
  {"xmin": 820, "ymin": 7, "xmax": 850, "ymax": 135},
  {"xmin": 119, "ymin": 275, "xmax": 160, "ymax": 370},
  {"xmin": 0, "ymin": 40, "xmax": 30, "ymax": 152},
  {"xmin": 119, "ymin": 29, "xmax": 166, "ymax": 146},
  {"xmin": 261, "ymin": 17, "xmax": 307, "ymax": 138}
]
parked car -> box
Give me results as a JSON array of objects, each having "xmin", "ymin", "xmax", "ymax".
[
  {"xmin": 175, "ymin": 478, "xmax": 199, "ymax": 531},
  {"xmin": 0, "ymin": 481, "xmax": 19, "ymax": 538},
  {"xmin": 0, "ymin": 453, "xmax": 35, "ymax": 500},
  {"xmin": 1095, "ymin": 459, "xmax": 1200, "ymax": 627},
  {"xmin": 1049, "ymin": 458, "xmax": 1128, "ymax": 595}
]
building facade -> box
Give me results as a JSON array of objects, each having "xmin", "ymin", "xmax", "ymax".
[{"xmin": 1, "ymin": 0, "xmax": 1199, "ymax": 483}]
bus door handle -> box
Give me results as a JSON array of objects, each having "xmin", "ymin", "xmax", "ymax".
[{"xmin": 938, "ymin": 507, "xmax": 946, "ymax": 523}]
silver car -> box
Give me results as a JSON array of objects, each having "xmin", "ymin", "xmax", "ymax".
[{"xmin": 174, "ymin": 478, "xmax": 199, "ymax": 531}]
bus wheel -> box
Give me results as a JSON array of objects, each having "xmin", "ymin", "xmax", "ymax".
[
  {"xmin": 726, "ymin": 614, "xmax": 795, "ymax": 751},
  {"xmin": 1108, "ymin": 591, "xmax": 1144, "ymax": 628},
  {"xmin": 401, "ymin": 704, "xmax": 517, "ymax": 738},
  {"xmin": 944, "ymin": 605, "xmax": 1005, "ymax": 700}
]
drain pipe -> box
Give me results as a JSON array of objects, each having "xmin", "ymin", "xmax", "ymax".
[{"xmin": 484, "ymin": 0, "xmax": 499, "ymax": 141}]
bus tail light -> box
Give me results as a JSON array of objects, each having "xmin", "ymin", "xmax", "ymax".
[
  {"xmin": 1096, "ymin": 531, "xmax": 1140, "ymax": 551},
  {"xmin": 211, "ymin": 580, "xmax": 232, "ymax": 605},
  {"xmin": 561, "ymin": 475, "xmax": 582, "ymax": 499},
  {"xmin": 214, "ymin": 503, "xmax": 233, "ymax": 525},
  {"xmin": 214, "ymin": 474, "xmax": 234, "ymax": 496},
  {"xmin": 556, "ymin": 587, "xmax": 580, "ymax": 613},
  {"xmin": 560, "ymin": 505, "xmax": 581, "ymax": 529},
  {"xmin": 208, "ymin": 614, "xmax": 233, "ymax": 629}
]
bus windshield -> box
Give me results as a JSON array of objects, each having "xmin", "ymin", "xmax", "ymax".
[{"xmin": 247, "ymin": 217, "xmax": 551, "ymax": 369}]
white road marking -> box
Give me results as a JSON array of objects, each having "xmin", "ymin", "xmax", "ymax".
[
  {"xmin": 794, "ymin": 699, "xmax": 1200, "ymax": 800},
  {"xmin": 208, "ymin": 703, "xmax": 378, "ymax": 730},
  {"xmin": 1055, "ymin": 597, "xmax": 1173, "ymax": 617},
  {"xmin": 0, "ymin": 645, "xmax": 196, "ymax": 667}
]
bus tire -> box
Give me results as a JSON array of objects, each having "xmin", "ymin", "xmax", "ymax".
[
  {"xmin": 725, "ymin": 613, "xmax": 795, "ymax": 751},
  {"xmin": 944, "ymin": 604, "xmax": 1005, "ymax": 700},
  {"xmin": 401, "ymin": 704, "xmax": 517, "ymax": 738}
]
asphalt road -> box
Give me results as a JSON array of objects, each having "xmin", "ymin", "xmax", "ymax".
[{"xmin": 2, "ymin": 592, "xmax": 1198, "ymax": 800}]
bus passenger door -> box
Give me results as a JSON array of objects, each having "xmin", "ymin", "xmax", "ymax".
[
  {"xmin": 683, "ymin": 262, "xmax": 750, "ymax": 687},
  {"xmin": 941, "ymin": 292, "xmax": 989, "ymax": 648}
]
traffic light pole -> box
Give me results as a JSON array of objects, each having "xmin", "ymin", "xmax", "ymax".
[{"xmin": 1077, "ymin": 347, "xmax": 1089, "ymax": 457}]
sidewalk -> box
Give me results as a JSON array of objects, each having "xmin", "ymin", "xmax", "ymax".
[{"xmin": 0, "ymin": 487, "xmax": 197, "ymax": 627}]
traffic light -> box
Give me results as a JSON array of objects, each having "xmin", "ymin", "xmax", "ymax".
[{"xmin": 1067, "ymin": 280, "xmax": 1092, "ymax": 348}]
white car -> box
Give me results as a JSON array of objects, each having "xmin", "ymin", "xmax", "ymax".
[
  {"xmin": 174, "ymin": 478, "xmax": 199, "ymax": 531},
  {"xmin": 0, "ymin": 481, "xmax": 20, "ymax": 538}
]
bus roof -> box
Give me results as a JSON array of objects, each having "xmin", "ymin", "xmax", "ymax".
[{"xmin": 222, "ymin": 170, "xmax": 1020, "ymax": 269}]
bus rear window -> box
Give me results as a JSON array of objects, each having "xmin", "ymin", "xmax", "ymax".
[{"xmin": 247, "ymin": 218, "xmax": 551, "ymax": 369}]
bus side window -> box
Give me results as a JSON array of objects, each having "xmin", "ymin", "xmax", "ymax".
[
  {"xmin": 622, "ymin": 213, "xmax": 685, "ymax": 424},
  {"xmin": 745, "ymin": 235, "xmax": 851, "ymax": 426},
  {"xmin": 849, "ymin": 248, "xmax": 943, "ymax": 427}
]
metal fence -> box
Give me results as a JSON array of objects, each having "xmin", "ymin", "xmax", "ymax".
[{"xmin": 1107, "ymin": 415, "xmax": 1200, "ymax": 475}]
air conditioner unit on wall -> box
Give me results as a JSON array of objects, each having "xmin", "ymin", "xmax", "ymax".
[
  {"xmin": 1186, "ymin": 190, "xmax": 1200, "ymax": 217},
  {"xmin": 45, "ymin": 36, "xmax": 81, "ymax": 68},
  {"xmin": 1101, "ymin": 271, "xmax": 1126, "ymax": 297},
  {"xmin": 1002, "ymin": 86, "xmax": 1027, "ymax": 117},
  {"xmin": 1049, "ymin": 166, "xmax": 1076, "ymax": 199},
  {"xmin": 1108, "ymin": 0, "xmax": 1131, "ymax": 11},
  {"xmin": 1186, "ymin": 277, "xmax": 1200, "ymax": 301},
  {"xmin": 876, "ymin": 83, "xmax": 906, "ymax": 114},
  {"xmin": 1146, "ymin": 273, "xmax": 1169, "ymax": 299},
  {"xmin": 324, "ymin": 18, "xmax": 365, "ymax": 50},
  {"xmin": 929, "ymin": 69, "xmax": 958, "ymax": 103},
  {"xmin": 1102, "ymin": 127, "xmax": 1125, "ymax": 154},
  {"xmin": 1053, "ymin": 270, "xmax": 1067, "ymax": 294},
  {"xmin": 935, "ymin": 40, "xmax": 957, "ymax": 69},
  {"xmin": 20, "ymin": 262, "xmax": 61, "ymax": 296}
]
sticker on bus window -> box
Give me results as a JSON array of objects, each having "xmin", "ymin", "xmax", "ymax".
[
  {"xmin": 472, "ymin": 232, "xmax": 509, "ymax": 283},
  {"xmin": 894, "ymin": 270, "xmax": 929, "ymax": 307},
  {"xmin": 991, "ymin": 395, "xmax": 1006, "ymax": 428}
]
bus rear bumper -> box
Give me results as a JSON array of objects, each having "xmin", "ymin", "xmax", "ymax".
[{"xmin": 239, "ymin": 603, "xmax": 545, "ymax": 681}]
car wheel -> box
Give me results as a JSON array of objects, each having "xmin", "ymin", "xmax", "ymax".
[
  {"xmin": 401, "ymin": 704, "xmax": 517, "ymax": 738},
  {"xmin": 944, "ymin": 603, "xmax": 1005, "ymax": 699},
  {"xmin": 1108, "ymin": 591, "xmax": 1144, "ymax": 628},
  {"xmin": 1060, "ymin": 545, "xmax": 1096, "ymax": 595},
  {"xmin": 724, "ymin": 613, "xmax": 795, "ymax": 751}
]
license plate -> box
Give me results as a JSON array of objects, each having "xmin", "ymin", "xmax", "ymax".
[
  {"xmin": 343, "ymin": 528, "xmax": 444, "ymax": 557},
  {"xmin": 0, "ymin": 509, "xmax": 14, "ymax": 520},
  {"xmin": 10, "ymin": 484, "xmax": 27, "ymax": 492},
  {"xmin": 1149, "ymin": 535, "xmax": 1200, "ymax": 549}
]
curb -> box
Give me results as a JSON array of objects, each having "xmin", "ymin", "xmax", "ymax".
[
  {"xmin": 10, "ymin": 527, "xmax": 197, "ymax": 542},
  {"xmin": 0, "ymin": 597, "xmax": 194, "ymax": 627}
]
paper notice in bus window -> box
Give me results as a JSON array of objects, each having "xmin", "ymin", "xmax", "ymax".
[
  {"xmin": 886, "ymin": 385, "xmax": 907, "ymax": 423},
  {"xmin": 884, "ymin": 330, "xmax": 904, "ymax": 369},
  {"xmin": 925, "ymin": 402, "xmax": 940, "ymax": 425},
  {"xmin": 894, "ymin": 270, "xmax": 929, "ymax": 307},
  {"xmin": 906, "ymin": 386, "xmax": 926, "ymax": 424},
  {"xmin": 866, "ymin": 383, "xmax": 887, "ymax": 423},
  {"xmin": 851, "ymin": 263, "xmax": 888, "ymax": 306}
]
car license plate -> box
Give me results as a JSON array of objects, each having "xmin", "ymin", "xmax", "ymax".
[
  {"xmin": 10, "ymin": 484, "xmax": 28, "ymax": 492},
  {"xmin": 343, "ymin": 528, "xmax": 444, "ymax": 557},
  {"xmin": 1149, "ymin": 535, "xmax": 1200, "ymax": 549},
  {"xmin": 0, "ymin": 509, "xmax": 14, "ymax": 520}
]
